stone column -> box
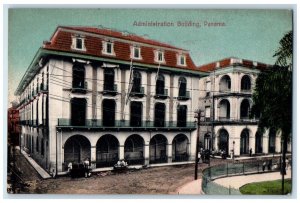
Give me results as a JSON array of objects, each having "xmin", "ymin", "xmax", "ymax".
[
  {"xmin": 275, "ymin": 133, "xmax": 281, "ymax": 153},
  {"xmin": 249, "ymin": 135, "xmax": 256, "ymax": 155},
  {"xmin": 91, "ymin": 146, "xmax": 96, "ymax": 169},
  {"xmin": 119, "ymin": 145, "xmax": 124, "ymax": 160},
  {"xmin": 167, "ymin": 143, "xmax": 172, "ymax": 163},
  {"xmin": 262, "ymin": 133, "xmax": 269, "ymax": 154},
  {"xmin": 144, "ymin": 144, "xmax": 150, "ymax": 165}
]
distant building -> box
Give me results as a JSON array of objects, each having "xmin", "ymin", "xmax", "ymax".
[
  {"xmin": 198, "ymin": 57, "xmax": 291, "ymax": 156},
  {"xmin": 15, "ymin": 26, "xmax": 206, "ymax": 174},
  {"xmin": 8, "ymin": 107, "xmax": 20, "ymax": 146}
]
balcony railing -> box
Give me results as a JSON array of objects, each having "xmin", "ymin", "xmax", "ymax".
[
  {"xmin": 155, "ymin": 89, "xmax": 168, "ymax": 99},
  {"xmin": 178, "ymin": 91, "xmax": 190, "ymax": 100},
  {"xmin": 57, "ymin": 119, "xmax": 196, "ymax": 129},
  {"xmin": 214, "ymin": 117, "xmax": 258, "ymax": 124},
  {"xmin": 103, "ymin": 84, "xmax": 118, "ymax": 95},
  {"xmin": 130, "ymin": 86, "xmax": 145, "ymax": 97},
  {"xmin": 40, "ymin": 83, "xmax": 48, "ymax": 92},
  {"xmin": 71, "ymin": 81, "xmax": 88, "ymax": 93}
]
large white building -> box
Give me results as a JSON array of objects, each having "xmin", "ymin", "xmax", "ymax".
[
  {"xmin": 15, "ymin": 26, "xmax": 291, "ymax": 175},
  {"xmin": 15, "ymin": 26, "xmax": 206, "ymax": 174},
  {"xmin": 198, "ymin": 58, "xmax": 291, "ymax": 156}
]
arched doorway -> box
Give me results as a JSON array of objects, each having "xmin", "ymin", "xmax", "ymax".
[
  {"xmin": 150, "ymin": 134, "xmax": 167, "ymax": 164},
  {"xmin": 96, "ymin": 135, "xmax": 119, "ymax": 167},
  {"xmin": 64, "ymin": 135, "xmax": 91, "ymax": 166},
  {"xmin": 240, "ymin": 129, "xmax": 250, "ymax": 155},
  {"xmin": 255, "ymin": 131, "xmax": 263, "ymax": 154},
  {"xmin": 269, "ymin": 128, "xmax": 276, "ymax": 153},
  {"xmin": 218, "ymin": 129, "xmax": 229, "ymax": 155},
  {"xmin": 204, "ymin": 133, "xmax": 211, "ymax": 150},
  {"xmin": 124, "ymin": 134, "xmax": 144, "ymax": 165},
  {"xmin": 172, "ymin": 134, "xmax": 189, "ymax": 162}
]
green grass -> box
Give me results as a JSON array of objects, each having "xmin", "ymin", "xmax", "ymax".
[{"xmin": 240, "ymin": 179, "xmax": 292, "ymax": 195}]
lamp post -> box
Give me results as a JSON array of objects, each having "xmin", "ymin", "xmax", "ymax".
[
  {"xmin": 232, "ymin": 141, "xmax": 235, "ymax": 161},
  {"xmin": 194, "ymin": 110, "xmax": 202, "ymax": 180}
]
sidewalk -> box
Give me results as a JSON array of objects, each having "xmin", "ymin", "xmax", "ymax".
[
  {"xmin": 18, "ymin": 147, "xmax": 51, "ymax": 179},
  {"xmin": 176, "ymin": 179, "xmax": 203, "ymax": 195},
  {"xmin": 214, "ymin": 168, "xmax": 292, "ymax": 189}
]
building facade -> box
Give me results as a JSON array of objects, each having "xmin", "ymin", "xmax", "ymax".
[
  {"xmin": 15, "ymin": 26, "xmax": 206, "ymax": 174},
  {"xmin": 198, "ymin": 57, "xmax": 291, "ymax": 157}
]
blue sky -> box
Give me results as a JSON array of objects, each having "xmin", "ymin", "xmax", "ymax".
[{"xmin": 8, "ymin": 8, "xmax": 292, "ymax": 102}]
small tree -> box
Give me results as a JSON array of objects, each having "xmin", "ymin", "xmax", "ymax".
[{"xmin": 251, "ymin": 31, "xmax": 292, "ymax": 195}]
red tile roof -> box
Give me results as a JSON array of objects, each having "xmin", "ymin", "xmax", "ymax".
[
  {"xmin": 43, "ymin": 26, "xmax": 198, "ymax": 71},
  {"xmin": 198, "ymin": 57, "xmax": 270, "ymax": 72}
]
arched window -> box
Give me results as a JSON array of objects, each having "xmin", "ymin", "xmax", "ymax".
[
  {"xmin": 156, "ymin": 74, "xmax": 165, "ymax": 96},
  {"xmin": 241, "ymin": 75, "xmax": 251, "ymax": 91},
  {"xmin": 240, "ymin": 99, "xmax": 251, "ymax": 119},
  {"xmin": 219, "ymin": 99, "xmax": 230, "ymax": 120},
  {"xmin": 219, "ymin": 75, "xmax": 231, "ymax": 91}
]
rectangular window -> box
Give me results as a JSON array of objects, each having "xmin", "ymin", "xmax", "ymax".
[
  {"xmin": 106, "ymin": 43, "xmax": 112, "ymax": 53},
  {"xmin": 76, "ymin": 38, "xmax": 83, "ymax": 49},
  {"xmin": 131, "ymin": 46, "xmax": 142, "ymax": 59},
  {"xmin": 158, "ymin": 52, "xmax": 163, "ymax": 61},
  {"xmin": 205, "ymin": 106, "xmax": 211, "ymax": 118},
  {"xmin": 177, "ymin": 54, "xmax": 186, "ymax": 66},
  {"xmin": 134, "ymin": 47, "xmax": 140, "ymax": 58},
  {"xmin": 155, "ymin": 50, "xmax": 164, "ymax": 63},
  {"xmin": 102, "ymin": 41, "xmax": 115, "ymax": 55},
  {"xmin": 72, "ymin": 35, "xmax": 86, "ymax": 51}
]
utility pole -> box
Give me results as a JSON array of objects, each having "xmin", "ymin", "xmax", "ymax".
[{"xmin": 194, "ymin": 109, "xmax": 202, "ymax": 180}]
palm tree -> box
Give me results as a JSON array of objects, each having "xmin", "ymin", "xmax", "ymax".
[{"xmin": 251, "ymin": 30, "xmax": 292, "ymax": 195}]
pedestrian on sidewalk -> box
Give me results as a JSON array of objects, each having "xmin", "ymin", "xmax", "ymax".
[
  {"xmin": 268, "ymin": 159, "xmax": 272, "ymax": 170},
  {"xmin": 262, "ymin": 161, "xmax": 266, "ymax": 172},
  {"xmin": 249, "ymin": 148, "xmax": 252, "ymax": 157}
]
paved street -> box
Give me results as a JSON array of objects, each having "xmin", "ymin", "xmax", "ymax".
[
  {"xmin": 12, "ymin": 149, "xmax": 230, "ymax": 194},
  {"xmin": 10, "ymin": 149, "xmax": 288, "ymax": 195}
]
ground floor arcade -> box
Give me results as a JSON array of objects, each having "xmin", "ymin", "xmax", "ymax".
[{"xmin": 200, "ymin": 125, "xmax": 291, "ymax": 157}]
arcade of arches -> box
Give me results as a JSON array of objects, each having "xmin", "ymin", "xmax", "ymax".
[{"xmin": 62, "ymin": 133, "xmax": 191, "ymax": 171}]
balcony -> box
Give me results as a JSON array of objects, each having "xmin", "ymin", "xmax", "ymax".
[
  {"xmin": 102, "ymin": 84, "xmax": 118, "ymax": 96},
  {"xmin": 212, "ymin": 117, "xmax": 258, "ymax": 125},
  {"xmin": 177, "ymin": 91, "xmax": 190, "ymax": 101},
  {"xmin": 71, "ymin": 81, "xmax": 88, "ymax": 94},
  {"xmin": 130, "ymin": 86, "xmax": 145, "ymax": 98},
  {"xmin": 40, "ymin": 83, "xmax": 48, "ymax": 93},
  {"xmin": 154, "ymin": 89, "xmax": 168, "ymax": 99},
  {"xmin": 57, "ymin": 119, "xmax": 196, "ymax": 131}
]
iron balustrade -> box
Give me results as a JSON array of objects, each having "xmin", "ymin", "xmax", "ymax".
[
  {"xmin": 178, "ymin": 91, "xmax": 190, "ymax": 100},
  {"xmin": 57, "ymin": 119, "xmax": 196, "ymax": 129}
]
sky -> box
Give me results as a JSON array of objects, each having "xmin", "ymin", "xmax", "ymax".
[{"xmin": 7, "ymin": 8, "xmax": 292, "ymax": 104}]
